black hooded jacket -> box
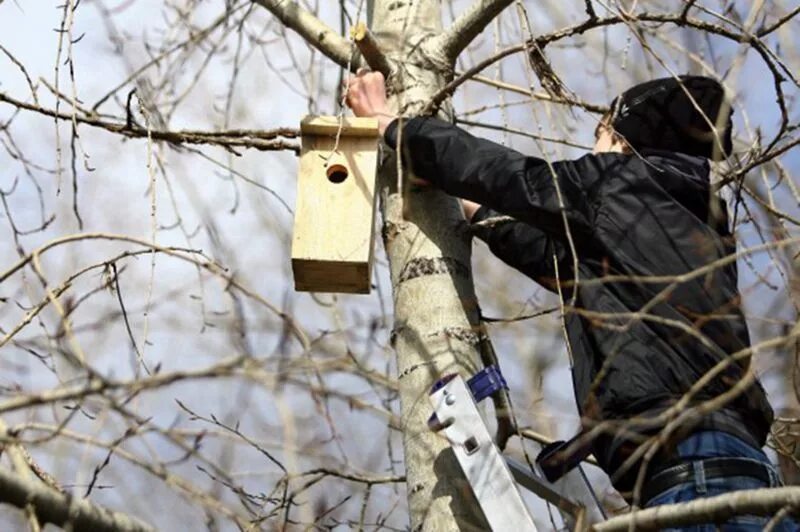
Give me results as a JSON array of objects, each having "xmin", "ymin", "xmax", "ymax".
[{"xmin": 385, "ymin": 117, "xmax": 774, "ymax": 489}]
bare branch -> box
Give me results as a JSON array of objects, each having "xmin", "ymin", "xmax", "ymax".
[
  {"xmin": 425, "ymin": 10, "xmax": 793, "ymax": 122},
  {"xmin": 438, "ymin": 0, "xmax": 515, "ymax": 60},
  {"xmin": 594, "ymin": 487, "xmax": 800, "ymax": 531},
  {"xmin": 0, "ymin": 91, "xmax": 300, "ymax": 154},
  {"xmin": 456, "ymin": 117, "xmax": 593, "ymax": 149},
  {"xmin": 470, "ymin": 74, "xmax": 608, "ymax": 113},
  {"xmin": 0, "ymin": 465, "xmax": 153, "ymax": 532},
  {"xmin": 758, "ymin": 5, "xmax": 800, "ymax": 37},
  {"xmin": 423, "ymin": 42, "xmax": 523, "ymax": 114},
  {"xmin": 252, "ymin": 0, "xmax": 354, "ymax": 69}
]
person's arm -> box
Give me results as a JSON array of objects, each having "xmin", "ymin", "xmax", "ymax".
[
  {"xmin": 344, "ymin": 70, "xmax": 603, "ymax": 240},
  {"xmin": 470, "ymin": 205, "xmax": 565, "ymax": 289},
  {"xmin": 385, "ymin": 117, "xmax": 603, "ymax": 240}
]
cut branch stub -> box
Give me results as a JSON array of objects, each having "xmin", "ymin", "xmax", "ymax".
[{"xmin": 351, "ymin": 22, "xmax": 394, "ymax": 78}]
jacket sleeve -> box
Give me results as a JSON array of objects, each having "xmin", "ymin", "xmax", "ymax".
[
  {"xmin": 385, "ymin": 117, "xmax": 605, "ymax": 241},
  {"xmin": 471, "ymin": 206, "xmax": 566, "ymax": 290}
]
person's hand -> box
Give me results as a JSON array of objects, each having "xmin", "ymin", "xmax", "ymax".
[
  {"xmin": 461, "ymin": 199, "xmax": 482, "ymax": 221},
  {"xmin": 344, "ymin": 69, "xmax": 396, "ymax": 135},
  {"xmin": 345, "ymin": 70, "xmax": 432, "ymax": 187}
]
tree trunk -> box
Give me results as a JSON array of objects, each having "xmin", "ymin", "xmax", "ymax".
[{"xmin": 368, "ymin": 3, "xmax": 488, "ymax": 530}]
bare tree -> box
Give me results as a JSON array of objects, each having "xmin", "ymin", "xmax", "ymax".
[{"xmin": 0, "ymin": 0, "xmax": 798, "ymax": 530}]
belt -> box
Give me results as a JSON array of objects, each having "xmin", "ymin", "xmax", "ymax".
[{"xmin": 641, "ymin": 457, "xmax": 775, "ymax": 505}]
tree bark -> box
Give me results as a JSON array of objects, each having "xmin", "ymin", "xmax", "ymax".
[{"xmin": 368, "ymin": 2, "xmax": 489, "ymax": 529}]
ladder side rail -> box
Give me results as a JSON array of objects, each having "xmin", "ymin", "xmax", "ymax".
[{"xmin": 430, "ymin": 376, "xmax": 539, "ymax": 532}]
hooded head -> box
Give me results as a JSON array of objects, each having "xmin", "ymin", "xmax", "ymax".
[{"xmin": 604, "ymin": 76, "xmax": 734, "ymax": 161}]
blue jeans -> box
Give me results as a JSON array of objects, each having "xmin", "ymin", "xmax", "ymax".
[{"xmin": 644, "ymin": 431, "xmax": 798, "ymax": 531}]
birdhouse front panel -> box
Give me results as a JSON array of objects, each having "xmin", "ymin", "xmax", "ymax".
[{"xmin": 291, "ymin": 116, "xmax": 379, "ymax": 294}]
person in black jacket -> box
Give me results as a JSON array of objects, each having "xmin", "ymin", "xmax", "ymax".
[{"xmin": 345, "ymin": 71, "xmax": 790, "ymax": 528}]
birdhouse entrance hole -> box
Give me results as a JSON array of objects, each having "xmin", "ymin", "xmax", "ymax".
[{"xmin": 326, "ymin": 163, "xmax": 349, "ymax": 183}]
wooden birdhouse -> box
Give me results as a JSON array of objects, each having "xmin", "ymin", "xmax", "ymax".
[{"xmin": 291, "ymin": 115, "xmax": 380, "ymax": 294}]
